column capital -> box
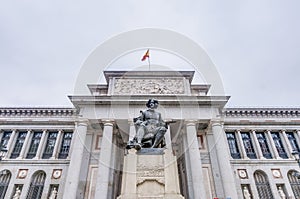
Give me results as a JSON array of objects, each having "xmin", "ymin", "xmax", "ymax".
[
  {"xmin": 76, "ymin": 118, "xmax": 89, "ymax": 126},
  {"xmin": 210, "ymin": 119, "xmax": 224, "ymax": 127},
  {"xmin": 184, "ymin": 120, "xmax": 198, "ymax": 126},
  {"xmin": 101, "ymin": 119, "xmax": 115, "ymax": 126}
]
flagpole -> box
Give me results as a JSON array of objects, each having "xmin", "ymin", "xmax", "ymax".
[{"xmin": 148, "ymin": 57, "xmax": 150, "ymax": 71}]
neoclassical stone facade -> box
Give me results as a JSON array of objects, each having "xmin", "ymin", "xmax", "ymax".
[{"xmin": 0, "ymin": 70, "xmax": 299, "ymax": 199}]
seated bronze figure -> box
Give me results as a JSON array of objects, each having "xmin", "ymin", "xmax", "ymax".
[{"xmin": 127, "ymin": 99, "xmax": 167, "ymax": 150}]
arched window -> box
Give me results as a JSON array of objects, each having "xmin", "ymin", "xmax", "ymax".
[
  {"xmin": 0, "ymin": 170, "xmax": 11, "ymax": 199},
  {"xmin": 254, "ymin": 170, "xmax": 273, "ymax": 198},
  {"xmin": 26, "ymin": 171, "xmax": 46, "ymax": 199},
  {"xmin": 288, "ymin": 170, "xmax": 300, "ymax": 198}
]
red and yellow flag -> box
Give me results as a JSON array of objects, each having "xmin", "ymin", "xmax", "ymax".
[{"xmin": 141, "ymin": 49, "xmax": 150, "ymax": 61}]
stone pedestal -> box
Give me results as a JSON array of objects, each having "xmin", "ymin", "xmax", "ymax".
[{"xmin": 118, "ymin": 148, "xmax": 184, "ymax": 199}]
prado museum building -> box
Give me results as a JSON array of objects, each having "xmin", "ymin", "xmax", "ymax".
[{"xmin": 1, "ymin": 32, "xmax": 300, "ymax": 199}]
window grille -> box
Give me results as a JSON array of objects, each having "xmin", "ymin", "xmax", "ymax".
[
  {"xmin": 271, "ymin": 132, "xmax": 288, "ymax": 159},
  {"xmin": 10, "ymin": 132, "xmax": 27, "ymax": 159},
  {"xmin": 241, "ymin": 132, "xmax": 257, "ymax": 159},
  {"xmin": 58, "ymin": 132, "xmax": 73, "ymax": 159},
  {"xmin": 256, "ymin": 132, "xmax": 272, "ymax": 159},
  {"xmin": 26, "ymin": 171, "xmax": 46, "ymax": 199},
  {"xmin": 226, "ymin": 132, "xmax": 241, "ymax": 159},
  {"xmin": 26, "ymin": 132, "xmax": 42, "ymax": 159},
  {"xmin": 0, "ymin": 170, "xmax": 11, "ymax": 199},
  {"xmin": 254, "ymin": 170, "xmax": 273, "ymax": 199},
  {"xmin": 288, "ymin": 170, "xmax": 300, "ymax": 198},
  {"xmin": 42, "ymin": 132, "xmax": 58, "ymax": 159}
]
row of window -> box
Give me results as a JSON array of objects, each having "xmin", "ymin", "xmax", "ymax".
[
  {"xmin": 0, "ymin": 130, "xmax": 73, "ymax": 159},
  {"xmin": 226, "ymin": 130, "xmax": 299, "ymax": 159},
  {"xmin": 0, "ymin": 170, "xmax": 58, "ymax": 199},
  {"xmin": 244, "ymin": 170, "xmax": 300, "ymax": 198}
]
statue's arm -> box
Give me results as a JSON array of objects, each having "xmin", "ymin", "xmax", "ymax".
[{"xmin": 134, "ymin": 110, "xmax": 144, "ymax": 126}]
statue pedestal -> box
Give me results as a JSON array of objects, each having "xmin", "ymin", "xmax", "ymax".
[{"xmin": 118, "ymin": 148, "xmax": 184, "ymax": 199}]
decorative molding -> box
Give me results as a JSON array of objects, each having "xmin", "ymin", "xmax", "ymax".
[
  {"xmin": 52, "ymin": 169, "xmax": 62, "ymax": 179},
  {"xmin": 224, "ymin": 108, "xmax": 300, "ymax": 118},
  {"xmin": 271, "ymin": 169, "xmax": 282, "ymax": 178},
  {"xmin": 0, "ymin": 108, "xmax": 77, "ymax": 117},
  {"xmin": 238, "ymin": 169, "xmax": 248, "ymax": 179},
  {"xmin": 17, "ymin": 169, "xmax": 28, "ymax": 179}
]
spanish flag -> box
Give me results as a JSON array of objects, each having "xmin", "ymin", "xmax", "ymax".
[{"xmin": 141, "ymin": 49, "xmax": 150, "ymax": 61}]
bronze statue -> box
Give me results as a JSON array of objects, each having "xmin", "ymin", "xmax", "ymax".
[{"xmin": 127, "ymin": 99, "xmax": 167, "ymax": 150}]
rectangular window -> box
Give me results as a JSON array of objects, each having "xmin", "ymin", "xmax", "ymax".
[
  {"xmin": 10, "ymin": 132, "xmax": 27, "ymax": 159},
  {"xmin": 0, "ymin": 131, "xmax": 12, "ymax": 150},
  {"xmin": 241, "ymin": 132, "xmax": 257, "ymax": 159},
  {"xmin": 256, "ymin": 132, "xmax": 272, "ymax": 159},
  {"xmin": 42, "ymin": 132, "xmax": 58, "ymax": 159},
  {"xmin": 26, "ymin": 131, "xmax": 42, "ymax": 159},
  {"xmin": 271, "ymin": 132, "xmax": 288, "ymax": 159},
  {"xmin": 286, "ymin": 132, "xmax": 299, "ymax": 151},
  {"xmin": 226, "ymin": 132, "xmax": 241, "ymax": 159},
  {"xmin": 58, "ymin": 132, "xmax": 73, "ymax": 159}
]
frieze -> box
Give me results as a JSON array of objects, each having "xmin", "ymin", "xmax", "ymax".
[{"xmin": 113, "ymin": 78, "xmax": 185, "ymax": 95}]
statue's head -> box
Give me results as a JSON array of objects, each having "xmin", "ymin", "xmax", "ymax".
[{"xmin": 146, "ymin": 99, "xmax": 159, "ymax": 109}]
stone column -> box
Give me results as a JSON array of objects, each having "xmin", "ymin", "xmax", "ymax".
[
  {"xmin": 206, "ymin": 128, "xmax": 225, "ymax": 197},
  {"xmin": 236, "ymin": 130, "xmax": 248, "ymax": 159},
  {"xmin": 128, "ymin": 119, "xmax": 136, "ymax": 141},
  {"xmin": 184, "ymin": 120, "xmax": 207, "ymax": 199},
  {"xmin": 51, "ymin": 130, "xmax": 63, "ymax": 159},
  {"xmin": 211, "ymin": 119, "xmax": 238, "ymax": 199},
  {"xmin": 34, "ymin": 130, "xmax": 47, "ymax": 159},
  {"xmin": 18, "ymin": 130, "xmax": 32, "ymax": 159},
  {"xmin": 164, "ymin": 124, "xmax": 182, "ymax": 196},
  {"xmin": 6, "ymin": 130, "xmax": 16, "ymax": 158},
  {"xmin": 266, "ymin": 130, "xmax": 280, "ymax": 159},
  {"xmin": 281, "ymin": 130, "xmax": 293, "ymax": 158},
  {"xmin": 63, "ymin": 119, "xmax": 88, "ymax": 199},
  {"xmin": 252, "ymin": 130, "xmax": 264, "ymax": 159},
  {"xmin": 94, "ymin": 121, "xmax": 114, "ymax": 199}
]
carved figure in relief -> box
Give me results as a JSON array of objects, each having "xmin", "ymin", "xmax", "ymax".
[
  {"xmin": 127, "ymin": 99, "xmax": 167, "ymax": 150},
  {"xmin": 12, "ymin": 187, "xmax": 21, "ymax": 199},
  {"xmin": 49, "ymin": 187, "xmax": 58, "ymax": 199},
  {"xmin": 242, "ymin": 186, "xmax": 251, "ymax": 199},
  {"xmin": 277, "ymin": 186, "xmax": 286, "ymax": 199}
]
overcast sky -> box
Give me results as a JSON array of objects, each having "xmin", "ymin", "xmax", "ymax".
[{"xmin": 0, "ymin": 1, "xmax": 299, "ymax": 107}]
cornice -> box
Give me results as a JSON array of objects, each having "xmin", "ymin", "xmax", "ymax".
[
  {"xmin": 0, "ymin": 107, "xmax": 77, "ymax": 117},
  {"xmin": 224, "ymin": 108, "xmax": 300, "ymax": 118}
]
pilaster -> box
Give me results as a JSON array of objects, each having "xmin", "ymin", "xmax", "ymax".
[
  {"xmin": 6, "ymin": 130, "xmax": 16, "ymax": 158},
  {"xmin": 266, "ymin": 130, "xmax": 280, "ymax": 159},
  {"xmin": 51, "ymin": 130, "xmax": 63, "ymax": 159},
  {"xmin": 236, "ymin": 130, "xmax": 248, "ymax": 159},
  {"xmin": 281, "ymin": 130, "xmax": 293, "ymax": 158},
  {"xmin": 251, "ymin": 130, "xmax": 264, "ymax": 159},
  {"xmin": 34, "ymin": 130, "xmax": 47, "ymax": 159},
  {"xmin": 18, "ymin": 130, "xmax": 32, "ymax": 159}
]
